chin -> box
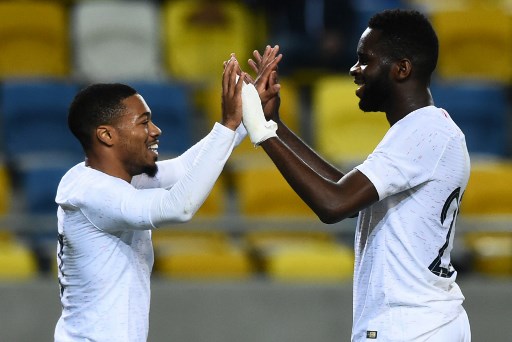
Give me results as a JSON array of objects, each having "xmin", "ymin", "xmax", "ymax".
[{"xmin": 143, "ymin": 164, "xmax": 158, "ymax": 178}]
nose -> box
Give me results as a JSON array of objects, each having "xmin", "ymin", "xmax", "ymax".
[
  {"xmin": 349, "ymin": 62, "xmax": 359, "ymax": 76},
  {"xmin": 149, "ymin": 121, "xmax": 162, "ymax": 137}
]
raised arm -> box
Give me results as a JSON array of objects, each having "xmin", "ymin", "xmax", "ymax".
[
  {"xmin": 248, "ymin": 45, "xmax": 343, "ymax": 182},
  {"xmin": 241, "ymin": 81, "xmax": 378, "ymax": 223}
]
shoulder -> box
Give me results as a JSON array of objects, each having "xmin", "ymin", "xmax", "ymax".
[{"xmin": 56, "ymin": 163, "xmax": 132, "ymax": 207}]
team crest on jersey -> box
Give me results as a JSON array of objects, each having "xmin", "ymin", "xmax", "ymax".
[{"xmin": 366, "ymin": 331, "xmax": 378, "ymax": 339}]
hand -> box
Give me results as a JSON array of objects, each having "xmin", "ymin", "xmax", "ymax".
[
  {"xmin": 221, "ymin": 55, "xmax": 245, "ymax": 130},
  {"xmin": 248, "ymin": 45, "xmax": 282, "ymax": 121},
  {"xmin": 241, "ymin": 83, "xmax": 277, "ymax": 146}
]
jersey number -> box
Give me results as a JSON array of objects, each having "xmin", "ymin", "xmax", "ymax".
[
  {"xmin": 428, "ymin": 187, "xmax": 461, "ymax": 278},
  {"xmin": 57, "ymin": 233, "xmax": 65, "ymax": 296}
]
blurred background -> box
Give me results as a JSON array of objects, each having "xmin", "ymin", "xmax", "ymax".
[{"xmin": 0, "ymin": 0, "xmax": 511, "ymax": 341}]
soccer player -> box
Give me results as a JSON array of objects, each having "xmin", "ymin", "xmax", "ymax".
[
  {"xmin": 54, "ymin": 57, "xmax": 250, "ymax": 341},
  {"xmin": 242, "ymin": 9, "xmax": 471, "ymax": 341}
]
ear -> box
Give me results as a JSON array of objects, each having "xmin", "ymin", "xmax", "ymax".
[
  {"xmin": 393, "ymin": 59, "xmax": 412, "ymax": 81},
  {"xmin": 96, "ymin": 125, "xmax": 116, "ymax": 147}
]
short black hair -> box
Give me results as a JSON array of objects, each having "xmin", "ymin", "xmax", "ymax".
[
  {"xmin": 368, "ymin": 9, "xmax": 438, "ymax": 83},
  {"xmin": 68, "ymin": 83, "xmax": 137, "ymax": 151}
]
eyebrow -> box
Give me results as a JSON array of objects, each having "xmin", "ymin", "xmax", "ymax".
[{"xmin": 138, "ymin": 112, "xmax": 151, "ymax": 120}]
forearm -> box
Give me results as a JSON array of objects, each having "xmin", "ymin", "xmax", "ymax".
[
  {"xmin": 260, "ymin": 136, "xmax": 350, "ymax": 223},
  {"xmin": 150, "ymin": 123, "xmax": 237, "ymax": 225},
  {"xmin": 275, "ymin": 120, "xmax": 344, "ymax": 182}
]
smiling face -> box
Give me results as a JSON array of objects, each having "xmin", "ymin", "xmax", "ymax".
[
  {"xmin": 113, "ymin": 94, "xmax": 161, "ymax": 178},
  {"xmin": 349, "ymin": 28, "xmax": 394, "ymax": 113}
]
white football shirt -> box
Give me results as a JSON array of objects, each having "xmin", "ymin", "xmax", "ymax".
[
  {"xmin": 353, "ymin": 106, "xmax": 470, "ymax": 341},
  {"xmin": 54, "ymin": 123, "xmax": 242, "ymax": 342}
]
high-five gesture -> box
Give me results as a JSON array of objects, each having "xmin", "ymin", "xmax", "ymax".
[{"xmin": 248, "ymin": 45, "xmax": 282, "ymax": 120}]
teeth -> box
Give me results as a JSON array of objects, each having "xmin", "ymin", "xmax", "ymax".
[{"xmin": 148, "ymin": 144, "xmax": 158, "ymax": 151}]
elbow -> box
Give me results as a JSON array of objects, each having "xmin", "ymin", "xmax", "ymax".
[
  {"xmin": 173, "ymin": 204, "xmax": 197, "ymax": 223},
  {"xmin": 313, "ymin": 203, "xmax": 356, "ymax": 224},
  {"xmin": 317, "ymin": 211, "xmax": 343, "ymax": 224},
  {"xmin": 314, "ymin": 206, "xmax": 345, "ymax": 224}
]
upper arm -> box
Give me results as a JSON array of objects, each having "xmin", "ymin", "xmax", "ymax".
[{"xmin": 78, "ymin": 184, "xmax": 165, "ymax": 232}]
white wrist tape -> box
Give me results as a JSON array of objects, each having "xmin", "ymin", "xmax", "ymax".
[{"xmin": 241, "ymin": 83, "xmax": 277, "ymax": 146}]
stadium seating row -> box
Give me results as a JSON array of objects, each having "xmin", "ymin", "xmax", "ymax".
[
  {"xmin": 0, "ymin": 75, "xmax": 510, "ymax": 215},
  {"xmin": 0, "ymin": 1, "xmax": 511, "ymax": 84},
  {"xmin": 0, "ymin": 0, "xmax": 511, "ymax": 280},
  {"xmin": 0, "ymin": 0, "xmax": 262, "ymax": 84},
  {"xmin": 0, "ymin": 228, "xmax": 356, "ymax": 282}
]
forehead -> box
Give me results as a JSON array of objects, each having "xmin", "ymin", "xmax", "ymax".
[
  {"xmin": 357, "ymin": 28, "xmax": 382, "ymax": 54},
  {"xmin": 119, "ymin": 94, "xmax": 151, "ymax": 120}
]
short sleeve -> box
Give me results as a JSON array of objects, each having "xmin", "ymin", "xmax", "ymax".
[{"xmin": 355, "ymin": 122, "xmax": 449, "ymax": 200}]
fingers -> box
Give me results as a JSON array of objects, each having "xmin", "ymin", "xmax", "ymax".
[
  {"xmin": 222, "ymin": 57, "xmax": 233, "ymax": 95},
  {"xmin": 257, "ymin": 53, "xmax": 282, "ymax": 88}
]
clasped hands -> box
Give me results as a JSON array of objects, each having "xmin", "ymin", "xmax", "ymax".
[{"xmin": 237, "ymin": 45, "xmax": 282, "ymax": 146}]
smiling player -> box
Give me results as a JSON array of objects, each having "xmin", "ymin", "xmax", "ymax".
[
  {"xmin": 242, "ymin": 9, "xmax": 471, "ymax": 342},
  {"xmin": 54, "ymin": 57, "xmax": 249, "ymax": 341}
]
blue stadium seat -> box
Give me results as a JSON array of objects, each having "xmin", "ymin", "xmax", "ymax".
[
  {"xmin": 0, "ymin": 80, "xmax": 82, "ymax": 213},
  {"xmin": 0, "ymin": 80, "xmax": 82, "ymax": 163},
  {"xmin": 430, "ymin": 80, "xmax": 509, "ymax": 157}
]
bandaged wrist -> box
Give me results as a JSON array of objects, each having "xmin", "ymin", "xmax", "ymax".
[{"xmin": 241, "ymin": 83, "xmax": 277, "ymax": 146}]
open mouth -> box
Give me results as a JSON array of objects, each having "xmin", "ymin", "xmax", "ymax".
[
  {"xmin": 148, "ymin": 143, "xmax": 159, "ymax": 155},
  {"xmin": 355, "ymin": 83, "xmax": 365, "ymax": 97},
  {"xmin": 353, "ymin": 77, "xmax": 365, "ymax": 97}
]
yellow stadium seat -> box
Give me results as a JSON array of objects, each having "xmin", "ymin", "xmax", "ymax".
[
  {"xmin": 461, "ymin": 160, "xmax": 512, "ymax": 216},
  {"xmin": 195, "ymin": 174, "xmax": 227, "ymax": 217},
  {"xmin": 464, "ymin": 231, "xmax": 512, "ymax": 276},
  {"xmin": 312, "ymin": 76, "xmax": 389, "ymax": 166},
  {"xmin": 162, "ymin": 0, "xmax": 259, "ymax": 83},
  {"xmin": 152, "ymin": 230, "xmax": 253, "ymax": 280},
  {"xmin": 0, "ymin": 1, "xmax": 69, "ymax": 79},
  {"xmin": 232, "ymin": 158, "xmax": 316, "ymax": 218},
  {"xmin": 431, "ymin": 6, "xmax": 512, "ymax": 83},
  {"xmin": 245, "ymin": 230, "xmax": 353, "ymax": 282},
  {"xmin": 0, "ymin": 232, "xmax": 38, "ymax": 280}
]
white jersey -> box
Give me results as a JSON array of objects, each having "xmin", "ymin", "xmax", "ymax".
[
  {"xmin": 353, "ymin": 106, "xmax": 470, "ymax": 341},
  {"xmin": 54, "ymin": 123, "xmax": 243, "ymax": 342}
]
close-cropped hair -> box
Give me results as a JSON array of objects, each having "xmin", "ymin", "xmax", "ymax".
[
  {"xmin": 68, "ymin": 83, "xmax": 137, "ymax": 151},
  {"xmin": 369, "ymin": 9, "xmax": 439, "ymax": 83}
]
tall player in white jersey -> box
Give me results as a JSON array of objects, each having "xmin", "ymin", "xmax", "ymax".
[
  {"xmin": 54, "ymin": 57, "xmax": 254, "ymax": 341},
  {"xmin": 239, "ymin": 9, "xmax": 471, "ymax": 342}
]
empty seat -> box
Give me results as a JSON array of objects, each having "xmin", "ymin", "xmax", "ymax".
[
  {"xmin": 72, "ymin": 1, "xmax": 162, "ymax": 82},
  {"xmin": 431, "ymin": 6, "xmax": 512, "ymax": 83},
  {"xmin": 153, "ymin": 230, "xmax": 253, "ymax": 279},
  {"xmin": 0, "ymin": 1, "xmax": 69, "ymax": 79},
  {"xmin": 0, "ymin": 80, "xmax": 82, "ymax": 213},
  {"xmin": 244, "ymin": 230, "xmax": 353, "ymax": 282},
  {"xmin": 312, "ymin": 76, "xmax": 389, "ymax": 166},
  {"xmin": 162, "ymin": 0, "xmax": 258, "ymax": 83},
  {"xmin": 0, "ymin": 80, "xmax": 82, "ymax": 165},
  {"xmin": 232, "ymin": 158, "xmax": 316, "ymax": 218},
  {"xmin": 464, "ymin": 231, "xmax": 512, "ymax": 276},
  {"xmin": 461, "ymin": 160, "xmax": 512, "ymax": 216},
  {"xmin": 0, "ymin": 232, "xmax": 38, "ymax": 280},
  {"xmin": 430, "ymin": 80, "xmax": 509, "ymax": 157}
]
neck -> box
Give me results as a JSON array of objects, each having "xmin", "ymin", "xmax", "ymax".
[
  {"xmin": 85, "ymin": 154, "xmax": 132, "ymax": 183},
  {"xmin": 385, "ymin": 85, "xmax": 433, "ymax": 126}
]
